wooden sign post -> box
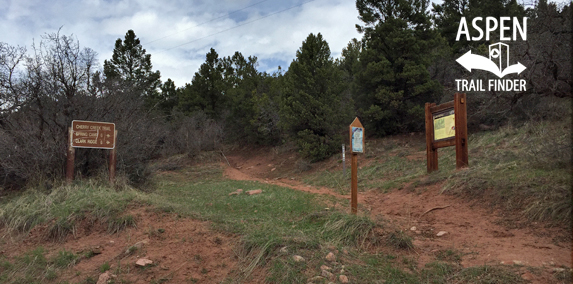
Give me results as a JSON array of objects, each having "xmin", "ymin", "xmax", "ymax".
[
  {"xmin": 66, "ymin": 120, "xmax": 117, "ymax": 184},
  {"xmin": 349, "ymin": 117, "xmax": 364, "ymax": 215},
  {"xmin": 425, "ymin": 93, "xmax": 468, "ymax": 173}
]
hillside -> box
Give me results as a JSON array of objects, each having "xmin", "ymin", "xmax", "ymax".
[{"xmin": 0, "ymin": 120, "xmax": 571, "ymax": 284}]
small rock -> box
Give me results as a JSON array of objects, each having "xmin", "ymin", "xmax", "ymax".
[
  {"xmin": 126, "ymin": 239, "xmax": 149, "ymax": 254},
  {"xmin": 325, "ymin": 252, "xmax": 336, "ymax": 262},
  {"xmin": 246, "ymin": 189, "xmax": 263, "ymax": 195},
  {"xmin": 92, "ymin": 246, "xmax": 102, "ymax": 254},
  {"xmin": 96, "ymin": 271, "xmax": 111, "ymax": 284},
  {"xmin": 436, "ymin": 231, "xmax": 448, "ymax": 237},
  {"xmin": 135, "ymin": 258, "xmax": 153, "ymax": 267},
  {"xmin": 280, "ymin": 246, "xmax": 288, "ymax": 253},
  {"xmin": 410, "ymin": 226, "xmax": 417, "ymax": 231},
  {"xmin": 292, "ymin": 255, "xmax": 305, "ymax": 262},
  {"xmin": 320, "ymin": 265, "xmax": 331, "ymax": 271},
  {"xmin": 339, "ymin": 274, "xmax": 349, "ymax": 283},
  {"xmin": 513, "ymin": 260, "xmax": 523, "ymax": 265},
  {"xmin": 321, "ymin": 269, "xmax": 334, "ymax": 279},
  {"xmin": 552, "ymin": 268, "xmax": 566, "ymax": 273},
  {"xmin": 521, "ymin": 272, "xmax": 534, "ymax": 280}
]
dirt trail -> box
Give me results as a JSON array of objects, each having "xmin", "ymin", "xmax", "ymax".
[
  {"xmin": 224, "ymin": 165, "xmax": 348, "ymax": 200},
  {"xmin": 3, "ymin": 208, "xmax": 238, "ymax": 284},
  {"xmin": 224, "ymin": 149, "xmax": 571, "ymax": 282}
]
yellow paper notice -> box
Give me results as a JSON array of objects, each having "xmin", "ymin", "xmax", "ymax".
[{"xmin": 433, "ymin": 110, "xmax": 455, "ymax": 141}]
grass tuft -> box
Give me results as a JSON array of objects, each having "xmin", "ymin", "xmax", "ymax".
[
  {"xmin": 52, "ymin": 250, "xmax": 78, "ymax": 268},
  {"xmin": 107, "ymin": 214, "xmax": 137, "ymax": 234},
  {"xmin": 387, "ymin": 230, "xmax": 414, "ymax": 250},
  {"xmin": 0, "ymin": 182, "xmax": 142, "ymax": 236}
]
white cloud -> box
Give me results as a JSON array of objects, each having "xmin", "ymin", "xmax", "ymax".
[{"xmin": 1, "ymin": 0, "xmax": 363, "ymax": 86}]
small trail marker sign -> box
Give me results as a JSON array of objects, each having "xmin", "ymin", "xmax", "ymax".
[
  {"xmin": 71, "ymin": 120, "xmax": 116, "ymax": 149},
  {"xmin": 349, "ymin": 117, "xmax": 364, "ymax": 215}
]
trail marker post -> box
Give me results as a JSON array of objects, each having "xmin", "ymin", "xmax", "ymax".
[
  {"xmin": 67, "ymin": 120, "xmax": 117, "ymax": 184},
  {"xmin": 349, "ymin": 117, "xmax": 364, "ymax": 215},
  {"xmin": 342, "ymin": 144, "xmax": 346, "ymax": 176},
  {"xmin": 425, "ymin": 93, "xmax": 468, "ymax": 173}
]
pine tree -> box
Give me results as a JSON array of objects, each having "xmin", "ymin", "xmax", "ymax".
[
  {"xmin": 104, "ymin": 30, "xmax": 161, "ymax": 99},
  {"xmin": 281, "ymin": 33, "xmax": 352, "ymax": 161},
  {"xmin": 177, "ymin": 48, "xmax": 225, "ymax": 118},
  {"xmin": 355, "ymin": 0, "xmax": 443, "ymax": 135}
]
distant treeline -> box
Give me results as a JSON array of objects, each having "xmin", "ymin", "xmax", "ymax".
[{"xmin": 0, "ymin": 0, "xmax": 570, "ymax": 188}]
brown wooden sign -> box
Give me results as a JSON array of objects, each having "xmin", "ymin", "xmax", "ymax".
[
  {"xmin": 425, "ymin": 93, "xmax": 468, "ymax": 173},
  {"xmin": 349, "ymin": 117, "xmax": 364, "ymax": 215},
  {"xmin": 71, "ymin": 120, "xmax": 116, "ymax": 149}
]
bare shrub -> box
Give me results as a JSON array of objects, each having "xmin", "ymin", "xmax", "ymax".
[
  {"xmin": 159, "ymin": 111, "xmax": 223, "ymax": 157},
  {"xmin": 0, "ymin": 32, "xmax": 169, "ymax": 189}
]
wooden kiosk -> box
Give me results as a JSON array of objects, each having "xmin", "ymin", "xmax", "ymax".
[{"xmin": 425, "ymin": 93, "xmax": 468, "ymax": 173}]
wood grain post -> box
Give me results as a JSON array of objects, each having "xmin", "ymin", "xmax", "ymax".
[
  {"xmin": 425, "ymin": 103, "xmax": 438, "ymax": 173},
  {"xmin": 109, "ymin": 130, "xmax": 118, "ymax": 184},
  {"xmin": 66, "ymin": 127, "xmax": 75, "ymax": 184},
  {"xmin": 454, "ymin": 93, "xmax": 469, "ymax": 169},
  {"xmin": 351, "ymin": 153, "xmax": 358, "ymax": 215}
]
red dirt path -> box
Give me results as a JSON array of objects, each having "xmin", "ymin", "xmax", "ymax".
[{"xmin": 223, "ymin": 147, "xmax": 572, "ymax": 283}]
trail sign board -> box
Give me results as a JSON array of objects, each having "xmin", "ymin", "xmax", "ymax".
[
  {"xmin": 425, "ymin": 93, "xmax": 468, "ymax": 173},
  {"xmin": 433, "ymin": 108, "xmax": 455, "ymax": 141},
  {"xmin": 349, "ymin": 118, "xmax": 364, "ymax": 154},
  {"xmin": 71, "ymin": 120, "xmax": 116, "ymax": 149}
]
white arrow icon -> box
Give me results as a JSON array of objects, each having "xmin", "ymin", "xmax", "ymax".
[{"xmin": 456, "ymin": 50, "xmax": 526, "ymax": 78}]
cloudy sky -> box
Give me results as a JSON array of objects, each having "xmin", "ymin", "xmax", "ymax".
[{"xmin": 2, "ymin": 0, "xmax": 364, "ymax": 86}]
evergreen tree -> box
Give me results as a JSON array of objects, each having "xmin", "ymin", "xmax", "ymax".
[
  {"xmin": 355, "ymin": 0, "xmax": 443, "ymax": 135},
  {"xmin": 222, "ymin": 52, "xmax": 263, "ymax": 141},
  {"xmin": 103, "ymin": 30, "xmax": 161, "ymax": 99},
  {"xmin": 281, "ymin": 33, "xmax": 352, "ymax": 161},
  {"xmin": 157, "ymin": 78, "xmax": 178, "ymax": 116},
  {"xmin": 178, "ymin": 48, "xmax": 225, "ymax": 118}
]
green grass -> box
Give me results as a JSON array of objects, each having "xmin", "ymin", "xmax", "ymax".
[
  {"xmin": 0, "ymin": 247, "xmax": 82, "ymax": 284},
  {"xmin": 304, "ymin": 153, "xmax": 426, "ymax": 194},
  {"xmin": 0, "ymin": 180, "xmax": 142, "ymax": 236},
  {"xmin": 0, "ymin": 154, "xmax": 537, "ymax": 283},
  {"xmin": 440, "ymin": 120, "xmax": 571, "ymax": 223}
]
